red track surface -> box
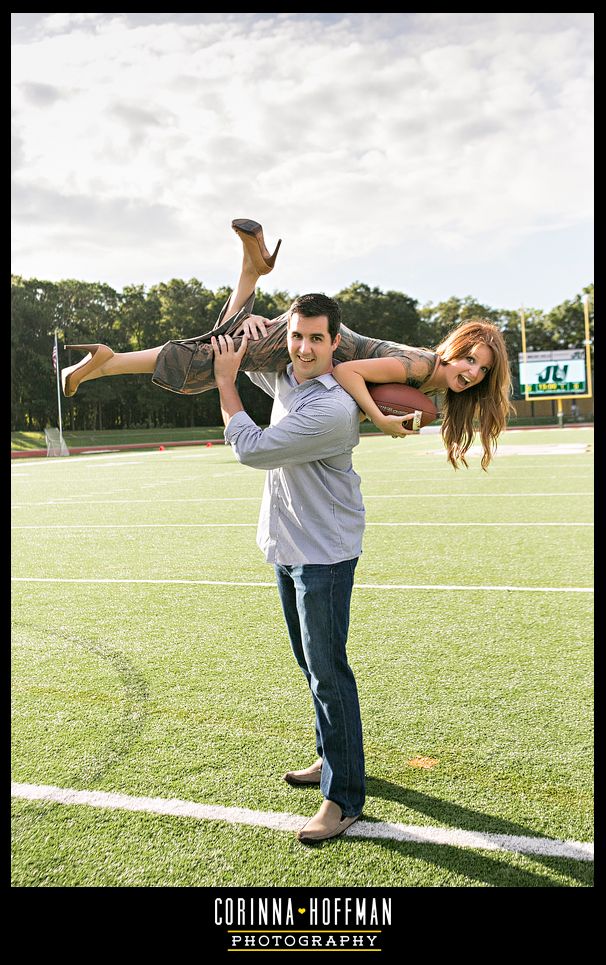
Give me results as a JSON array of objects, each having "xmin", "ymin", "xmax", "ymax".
[
  {"xmin": 11, "ymin": 438, "xmax": 225, "ymax": 458},
  {"xmin": 10, "ymin": 423, "xmax": 592, "ymax": 459}
]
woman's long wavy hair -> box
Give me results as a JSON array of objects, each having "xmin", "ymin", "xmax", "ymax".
[{"xmin": 434, "ymin": 319, "xmax": 514, "ymax": 470}]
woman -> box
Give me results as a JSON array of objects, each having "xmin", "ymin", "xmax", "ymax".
[{"xmin": 61, "ymin": 219, "xmax": 513, "ymax": 469}]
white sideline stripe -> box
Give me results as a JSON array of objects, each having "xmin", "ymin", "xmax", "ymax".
[
  {"xmin": 11, "ymin": 782, "xmax": 593, "ymax": 862},
  {"xmin": 364, "ymin": 493, "xmax": 592, "ymax": 498},
  {"xmin": 11, "ymin": 523, "xmax": 258, "ymax": 529},
  {"xmin": 11, "ymin": 578, "xmax": 593, "ymax": 593},
  {"xmin": 10, "ymin": 522, "xmax": 594, "ymax": 530},
  {"xmin": 10, "ymin": 492, "xmax": 593, "ymax": 508},
  {"xmin": 358, "ymin": 469, "xmax": 594, "ymax": 476}
]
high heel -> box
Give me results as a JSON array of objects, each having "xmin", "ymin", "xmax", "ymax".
[
  {"xmin": 231, "ymin": 219, "xmax": 281, "ymax": 275},
  {"xmin": 61, "ymin": 343, "xmax": 114, "ymax": 397}
]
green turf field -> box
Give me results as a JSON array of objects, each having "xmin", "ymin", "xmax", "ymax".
[{"xmin": 11, "ymin": 427, "xmax": 594, "ymax": 887}]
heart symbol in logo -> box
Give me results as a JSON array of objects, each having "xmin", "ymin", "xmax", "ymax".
[{"xmin": 298, "ymin": 908, "xmax": 306, "ymax": 914}]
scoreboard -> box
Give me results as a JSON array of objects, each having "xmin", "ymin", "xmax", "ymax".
[{"xmin": 518, "ymin": 349, "xmax": 587, "ymax": 398}]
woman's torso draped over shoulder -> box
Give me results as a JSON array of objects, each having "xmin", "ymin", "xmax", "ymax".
[
  {"xmin": 152, "ymin": 305, "xmax": 439, "ymax": 396},
  {"xmin": 335, "ymin": 324, "xmax": 438, "ymax": 390}
]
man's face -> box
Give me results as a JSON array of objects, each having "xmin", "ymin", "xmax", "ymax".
[{"xmin": 287, "ymin": 313, "xmax": 341, "ymax": 383}]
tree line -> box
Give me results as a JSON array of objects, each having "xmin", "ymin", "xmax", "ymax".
[{"xmin": 11, "ymin": 275, "xmax": 594, "ymax": 432}]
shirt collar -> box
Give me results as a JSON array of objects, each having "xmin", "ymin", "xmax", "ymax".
[{"xmin": 285, "ymin": 363, "xmax": 338, "ymax": 390}]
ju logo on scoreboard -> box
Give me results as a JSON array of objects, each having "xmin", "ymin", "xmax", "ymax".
[{"xmin": 518, "ymin": 349, "xmax": 588, "ymax": 397}]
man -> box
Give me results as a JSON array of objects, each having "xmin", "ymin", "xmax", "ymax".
[{"xmin": 211, "ymin": 293, "xmax": 365, "ymax": 843}]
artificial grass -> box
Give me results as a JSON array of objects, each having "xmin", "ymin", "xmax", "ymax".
[{"xmin": 11, "ymin": 429, "xmax": 593, "ymax": 886}]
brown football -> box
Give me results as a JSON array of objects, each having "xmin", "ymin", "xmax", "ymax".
[{"xmin": 367, "ymin": 383, "xmax": 438, "ymax": 430}]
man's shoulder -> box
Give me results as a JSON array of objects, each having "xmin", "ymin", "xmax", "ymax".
[
  {"xmin": 329, "ymin": 382, "xmax": 360, "ymax": 412},
  {"xmin": 320, "ymin": 379, "xmax": 361, "ymax": 418},
  {"xmin": 302, "ymin": 382, "xmax": 360, "ymax": 430},
  {"xmin": 247, "ymin": 370, "xmax": 280, "ymax": 395}
]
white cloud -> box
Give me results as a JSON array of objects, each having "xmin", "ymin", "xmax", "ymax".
[{"xmin": 11, "ymin": 12, "xmax": 593, "ymax": 308}]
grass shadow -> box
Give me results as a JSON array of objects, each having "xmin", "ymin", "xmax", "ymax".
[
  {"xmin": 363, "ymin": 776, "xmax": 592, "ymax": 887},
  {"xmin": 368, "ymin": 838, "xmax": 593, "ymax": 887}
]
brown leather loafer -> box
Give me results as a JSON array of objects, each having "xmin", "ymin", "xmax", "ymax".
[
  {"xmin": 297, "ymin": 800, "xmax": 360, "ymax": 843},
  {"xmin": 283, "ymin": 757, "xmax": 323, "ymax": 786}
]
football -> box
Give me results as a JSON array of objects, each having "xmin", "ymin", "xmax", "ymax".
[{"xmin": 367, "ymin": 383, "xmax": 438, "ymax": 430}]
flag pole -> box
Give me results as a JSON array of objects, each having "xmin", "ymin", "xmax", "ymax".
[{"xmin": 54, "ymin": 330, "xmax": 63, "ymax": 440}]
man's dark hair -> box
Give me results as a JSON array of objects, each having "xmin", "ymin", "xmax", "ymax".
[{"xmin": 287, "ymin": 293, "xmax": 342, "ymax": 341}]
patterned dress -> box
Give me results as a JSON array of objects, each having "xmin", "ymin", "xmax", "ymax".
[{"xmin": 152, "ymin": 292, "xmax": 438, "ymax": 396}]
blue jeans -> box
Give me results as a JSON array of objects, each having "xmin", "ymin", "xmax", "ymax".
[{"xmin": 274, "ymin": 558, "xmax": 365, "ymax": 817}]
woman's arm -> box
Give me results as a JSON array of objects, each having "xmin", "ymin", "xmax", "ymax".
[{"xmin": 332, "ymin": 357, "xmax": 419, "ymax": 437}]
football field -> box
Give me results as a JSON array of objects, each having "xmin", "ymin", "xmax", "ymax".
[{"xmin": 11, "ymin": 427, "xmax": 594, "ymax": 887}]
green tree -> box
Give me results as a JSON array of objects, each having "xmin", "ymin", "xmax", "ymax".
[
  {"xmin": 11, "ymin": 276, "xmax": 58, "ymax": 430},
  {"xmin": 10, "ymin": 273, "xmax": 594, "ymax": 432},
  {"xmin": 541, "ymin": 284, "xmax": 594, "ymax": 350},
  {"xmin": 54, "ymin": 279, "xmax": 122, "ymax": 431},
  {"xmin": 419, "ymin": 295, "xmax": 507, "ymax": 346},
  {"xmin": 334, "ymin": 282, "xmax": 428, "ymax": 346},
  {"xmin": 149, "ymin": 277, "xmax": 216, "ymax": 341}
]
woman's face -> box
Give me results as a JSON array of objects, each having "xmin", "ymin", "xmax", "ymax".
[{"xmin": 444, "ymin": 343, "xmax": 494, "ymax": 393}]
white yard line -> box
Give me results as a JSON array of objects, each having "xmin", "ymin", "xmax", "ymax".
[
  {"xmin": 11, "ymin": 522, "xmax": 593, "ymax": 529},
  {"xmin": 11, "ymin": 492, "xmax": 593, "ymax": 508},
  {"xmin": 11, "ymin": 781, "xmax": 593, "ymax": 862},
  {"xmin": 364, "ymin": 493, "xmax": 592, "ymax": 498},
  {"xmin": 11, "ymin": 578, "xmax": 593, "ymax": 593},
  {"xmin": 11, "ymin": 523, "xmax": 259, "ymax": 529},
  {"xmin": 357, "ymin": 469, "xmax": 594, "ymax": 476}
]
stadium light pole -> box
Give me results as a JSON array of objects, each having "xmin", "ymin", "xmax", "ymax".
[
  {"xmin": 520, "ymin": 306, "xmax": 530, "ymax": 401},
  {"xmin": 581, "ymin": 293, "xmax": 593, "ymax": 398}
]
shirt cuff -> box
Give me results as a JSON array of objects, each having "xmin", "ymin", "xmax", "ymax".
[{"xmin": 224, "ymin": 409, "xmax": 257, "ymax": 443}]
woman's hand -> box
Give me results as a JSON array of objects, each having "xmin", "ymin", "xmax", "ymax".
[
  {"xmin": 374, "ymin": 412, "xmax": 417, "ymax": 439},
  {"xmin": 233, "ymin": 314, "xmax": 276, "ymax": 340}
]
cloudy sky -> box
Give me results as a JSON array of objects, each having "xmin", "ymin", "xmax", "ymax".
[{"xmin": 11, "ymin": 12, "xmax": 593, "ymax": 312}]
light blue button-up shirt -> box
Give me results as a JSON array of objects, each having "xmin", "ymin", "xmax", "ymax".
[{"xmin": 224, "ymin": 365, "xmax": 365, "ymax": 565}]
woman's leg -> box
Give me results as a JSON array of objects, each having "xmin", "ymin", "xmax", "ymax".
[
  {"xmin": 73, "ymin": 224, "xmax": 264, "ymax": 387},
  {"xmin": 62, "ymin": 231, "xmax": 267, "ymax": 396},
  {"xmin": 61, "ymin": 344, "xmax": 163, "ymax": 397},
  {"xmin": 224, "ymin": 260, "xmax": 261, "ymax": 318},
  {"xmin": 77, "ymin": 347, "xmax": 162, "ymax": 383}
]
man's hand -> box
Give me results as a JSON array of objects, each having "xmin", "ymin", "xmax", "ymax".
[
  {"xmin": 211, "ymin": 333, "xmax": 248, "ymax": 385},
  {"xmin": 211, "ymin": 334, "xmax": 249, "ymax": 428},
  {"xmin": 233, "ymin": 314, "xmax": 275, "ymax": 340}
]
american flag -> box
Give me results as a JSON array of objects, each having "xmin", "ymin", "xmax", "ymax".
[{"xmin": 52, "ymin": 342, "xmax": 58, "ymax": 373}]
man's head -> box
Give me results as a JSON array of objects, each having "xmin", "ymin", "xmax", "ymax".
[{"xmin": 286, "ymin": 294, "xmax": 342, "ymax": 383}]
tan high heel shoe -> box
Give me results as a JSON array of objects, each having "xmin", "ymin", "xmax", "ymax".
[
  {"xmin": 61, "ymin": 343, "xmax": 114, "ymax": 397},
  {"xmin": 231, "ymin": 219, "xmax": 282, "ymax": 275}
]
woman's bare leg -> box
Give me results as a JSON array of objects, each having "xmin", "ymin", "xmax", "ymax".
[
  {"xmin": 64, "ymin": 258, "xmax": 260, "ymax": 395},
  {"xmin": 71, "ymin": 250, "xmax": 259, "ymax": 388},
  {"xmin": 64, "ymin": 221, "xmax": 271, "ymax": 396},
  {"xmin": 224, "ymin": 254, "xmax": 261, "ymax": 318},
  {"xmin": 75, "ymin": 346, "xmax": 162, "ymax": 384},
  {"xmin": 77, "ymin": 250, "xmax": 260, "ymax": 388}
]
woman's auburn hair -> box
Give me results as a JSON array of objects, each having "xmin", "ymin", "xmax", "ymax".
[{"xmin": 434, "ymin": 319, "xmax": 515, "ymax": 471}]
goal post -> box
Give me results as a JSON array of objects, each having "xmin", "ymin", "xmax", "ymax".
[
  {"xmin": 45, "ymin": 428, "xmax": 70, "ymax": 457},
  {"xmin": 47, "ymin": 329, "xmax": 70, "ymax": 456}
]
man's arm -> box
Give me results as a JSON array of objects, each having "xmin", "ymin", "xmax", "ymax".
[
  {"xmin": 211, "ymin": 334, "xmax": 248, "ymax": 428},
  {"xmin": 226, "ymin": 405, "xmax": 355, "ymax": 470}
]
